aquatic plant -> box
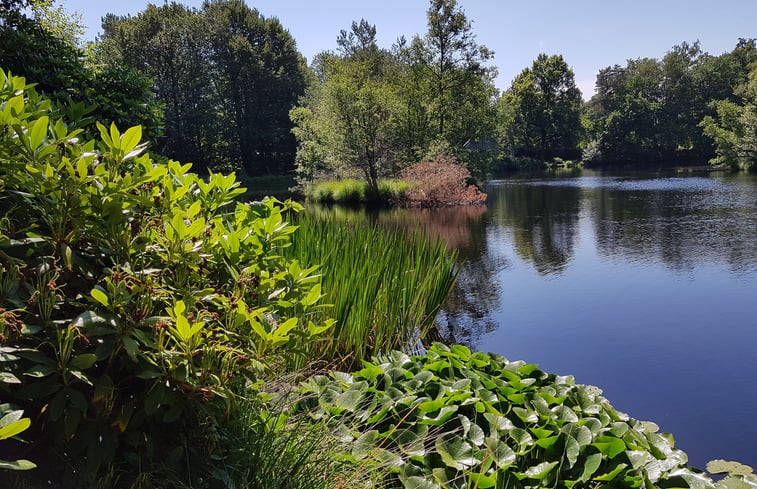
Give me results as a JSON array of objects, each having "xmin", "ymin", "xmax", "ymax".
[
  {"xmin": 285, "ymin": 216, "xmax": 458, "ymax": 366},
  {"xmin": 298, "ymin": 343, "xmax": 757, "ymax": 489}
]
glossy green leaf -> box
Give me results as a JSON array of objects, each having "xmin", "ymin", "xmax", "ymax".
[
  {"xmin": 579, "ymin": 452, "xmax": 603, "ymax": 481},
  {"xmin": 468, "ymin": 470, "xmax": 497, "ymax": 488},
  {"xmin": 0, "ymin": 372, "xmax": 21, "ymax": 384},
  {"xmin": 120, "ymin": 125, "xmax": 142, "ymax": 154},
  {"xmin": 30, "ymin": 116, "xmax": 48, "ymax": 149},
  {"xmin": 419, "ymin": 405, "xmax": 457, "ymax": 425},
  {"xmin": 91, "ymin": 288, "xmax": 109, "ymax": 306},
  {"xmin": 484, "ymin": 437, "xmax": 515, "ymax": 469},
  {"xmin": 594, "ymin": 462, "xmax": 628, "ymax": 481},
  {"xmin": 0, "ymin": 458, "xmax": 36, "ymax": 470},
  {"xmin": 0, "ymin": 417, "xmax": 31, "ymax": 440},
  {"xmin": 565, "ymin": 434, "xmax": 580, "ymax": 468},
  {"xmin": 403, "ymin": 476, "xmax": 440, "ymax": 489},
  {"xmin": 436, "ymin": 435, "xmax": 480, "ymax": 470},
  {"xmin": 352, "ymin": 430, "xmax": 379, "ymax": 460},
  {"xmin": 523, "ymin": 461, "xmax": 558, "ymax": 480},
  {"xmin": 593, "ymin": 436, "xmax": 626, "ymax": 459},
  {"xmin": 69, "ymin": 354, "xmax": 97, "ymax": 370}
]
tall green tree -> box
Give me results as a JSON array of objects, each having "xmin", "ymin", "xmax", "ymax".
[
  {"xmin": 98, "ymin": 3, "xmax": 218, "ymax": 170},
  {"xmin": 500, "ymin": 54, "xmax": 583, "ymax": 160},
  {"xmin": 421, "ymin": 0, "xmax": 497, "ymax": 148},
  {"xmin": 658, "ymin": 41, "xmax": 707, "ymax": 158},
  {"xmin": 98, "ymin": 1, "xmax": 308, "ymax": 174},
  {"xmin": 701, "ymin": 66, "xmax": 757, "ymax": 170},
  {"xmin": 291, "ymin": 21, "xmax": 401, "ymax": 191},
  {"xmin": 204, "ymin": 0, "xmax": 308, "ymax": 175},
  {"xmin": 387, "ymin": 0, "xmax": 497, "ymax": 173}
]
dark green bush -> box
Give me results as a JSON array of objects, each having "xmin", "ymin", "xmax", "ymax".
[{"xmin": 0, "ymin": 69, "xmax": 329, "ymax": 487}]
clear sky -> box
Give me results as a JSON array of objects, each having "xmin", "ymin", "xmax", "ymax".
[{"xmin": 65, "ymin": 0, "xmax": 757, "ymax": 98}]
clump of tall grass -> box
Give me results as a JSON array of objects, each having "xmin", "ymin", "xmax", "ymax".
[
  {"xmin": 217, "ymin": 395, "xmax": 365, "ymax": 489},
  {"xmin": 305, "ymin": 179, "xmax": 409, "ymax": 205},
  {"xmin": 286, "ymin": 215, "xmax": 458, "ymax": 366}
]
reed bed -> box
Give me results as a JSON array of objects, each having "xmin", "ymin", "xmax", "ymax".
[
  {"xmin": 286, "ymin": 215, "xmax": 458, "ymax": 366},
  {"xmin": 304, "ymin": 179, "xmax": 409, "ymax": 205}
]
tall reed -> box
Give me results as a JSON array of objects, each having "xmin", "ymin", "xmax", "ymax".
[{"xmin": 286, "ymin": 215, "xmax": 458, "ymax": 366}]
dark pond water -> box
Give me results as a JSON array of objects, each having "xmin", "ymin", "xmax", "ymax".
[{"xmin": 309, "ymin": 169, "xmax": 757, "ymax": 469}]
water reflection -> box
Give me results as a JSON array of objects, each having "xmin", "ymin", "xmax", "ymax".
[
  {"xmin": 487, "ymin": 178, "xmax": 582, "ymax": 276},
  {"xmin": 306, "ymin": 203, "xmax": 487, "ymax": 251},
  {"xmin": 586, "ymin": 174, "xmax": 757, "ymax": 275}
]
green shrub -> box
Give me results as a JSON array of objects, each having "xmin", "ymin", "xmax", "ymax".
[
  {"xmin": 285, "ymin": 216, "xmax": 458, "ymax": 366},
  {"xmin": 332, "ymin": 179, "xmax": 365, "ymax": 204},
  {"xmin": 376, "ymin": 179, "xmax": 410, "ymax": 202},
  {"xmin": 298, "ymin": 344, "xmax": 757, "ymax": 489},
  {"xmin": 0, "ymin": 69, "xmax": 329, "ymax": 487}
]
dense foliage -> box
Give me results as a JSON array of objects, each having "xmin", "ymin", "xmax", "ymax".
[
  {"xmin": 701, "ymin": 65, "xmax": 757, "ymax": 170},
  {"xmin": 305, "ymin": 179, "xmax": 409, "ymax": 205},
  {"xmin": 0, "ymin": 70, "xmax": 329, "ymax": 487},
  {"xmin": 97, "ymin": 0, "xmax": 309, "ymax": 174},
  {"xmin": 291, "ymin": 0, "xmax": 499, "ymax": 187},
  {"xmin": 290, "ymin": 28, "xmax": 401, "ymax": 192},
  {"xmin": 584, "ymin": 39, "xmax": 757, "ymax": 166},
  {"xmin": 498, "ymin": 54, "xmax": 583, "ymax": 162},
  {"xmin": 0, "ymin": 1, "xmax": 162, "ymax": 141},
  {"xmin": 298, "ymin": 344, "xmax": 757, "ymax": 489}
]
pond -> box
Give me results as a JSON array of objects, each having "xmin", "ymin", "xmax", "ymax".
[{"xmin": 308, "ymin": 169, "xmax": 757, "ymax": 470}]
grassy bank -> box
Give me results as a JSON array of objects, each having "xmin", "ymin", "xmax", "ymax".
[{"xmin": 304, "ymin": 178, "xmax": 409, "ymax": 205}]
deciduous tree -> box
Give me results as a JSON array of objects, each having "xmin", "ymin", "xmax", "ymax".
[
  {"xmin": 291, "ymin": 22, "xmax": 401, "ymax": 192},
  {"xmin": 500, "ymin": 54, "xmax": 583, "ymax": 161},
  {"xmin": 701, "ymin": 66, "xmax": 757, "ymax": 170}
]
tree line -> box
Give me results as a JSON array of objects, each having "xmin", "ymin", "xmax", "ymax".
[
  {"xmin": 584, "ymin": 39, "xmax": 757, "ymax": 168},
  {"xmin": 2, "ymin": 0, "xmax": 756, "ymax": 179}
]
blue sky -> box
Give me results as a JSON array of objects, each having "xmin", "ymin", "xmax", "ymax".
[{"xmin": 66, "ymin": 0, "xmax": 756, "ymax": 98}]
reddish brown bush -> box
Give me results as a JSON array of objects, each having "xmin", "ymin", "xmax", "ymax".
[{"xmin": 400, "ymin": 153, "xmax": 487, "ymax": 207}]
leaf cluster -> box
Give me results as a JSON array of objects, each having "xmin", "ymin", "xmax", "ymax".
[
  {"xmin": 298, "ymin": 344, "xmax": 756, "ymax": 489},
  {"xmin": 584, "ymin": 39, "xmax": 757, "ymax": 165},
  {"xmin": 98, "ymin": 1, "xmax": 309, "ymax": 175},
  {"xmin": 0, "ymin": 5, "xmax": 162, "ymax": 143},
  {"xmin": 0, "ymin": 70, "xmax": 328, "ymax": 486},
  {"xmin": 700, "ymin": 64, "xmax": 757, "ymax": 170}
]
